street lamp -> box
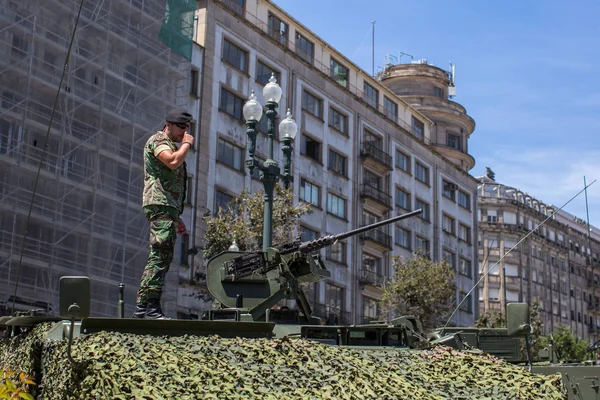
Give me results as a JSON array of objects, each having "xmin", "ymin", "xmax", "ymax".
[{"xmin": 243, "ymin": 74, "xmax": 298, "ymax": 251}]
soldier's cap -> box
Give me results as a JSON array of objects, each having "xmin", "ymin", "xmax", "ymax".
[{"xmin": 165, "ymin": 108, "xmax": 193, "ymax": 124}]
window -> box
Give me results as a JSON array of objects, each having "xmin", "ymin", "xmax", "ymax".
[
  {"xmin": 219, "ymin": 0, "xmax": 244, "ymax": 15},
  {"xmin": 447, "ymin": 133, "xmax": 462, "ymax": 150},
  {"xmin": 416, "ymin": 236, "xmax": 430, "ymax": 255},
  {"xmin": 328, "ymin": 107, "xmax": 347, "ymax": 134},
  {"xmin": 326, "ymin": 241, "xmax": 346, "ymax": 264},
  {"xmin": 219, "ymin": 87, "xmax": 244, "ymax": 120},
  {"xmin": 434, "ymin": 87, "xmax": 444, "ymax": 98},
  {"xmin": 487, "ymin": 210, "xmax": 497, "ymax": 223},
  {"xmin": 441, "ymin": 180, "xmax": 456, "ymax": 200},
  {"xmin": 217, "ymin": 138, "xmax": 243, "ymax": 171},
  {"xmin": 327, "ymin": 193, "xmax": 346, "ymax": 219},
  {"xmin": 383, "ymin": 96, "xmax": 398, "ymax": 120},
  {"xmin": 256, "ymin": 60, "xmax": 280, "ymax": 85},
  {"xmin": 190, "ymin": 69, "xmax": 199, "ymax": 95},
  {"xmin": 458, "ymin": 223, "xmax": 470, "ymax": 243},
  {"xmin": 295, "ymin": 32, "xmax": 314, "ymax": 64},
  {"xmin": 300, "ymin": 178, "xmax": 320, "ymax": 206},
  {"xmin": 415, "ymin": 162, "xmax": 429, "ymax": 185},
  {"xmin": 325, "ymin": 283, "xmax": 344, "ymax": 314},
  {"xmin": 300, "ymin": 225, "xmax": 319, "ymax": 241},
  {"xmin": 395, "ymin": 187, "xmax": 410, "ymax": 211},
  {"xmin": 443, "ymin": 249, "xmax": 456, "ymax": 270},
  {"xmin": 458, "ymin": 190, "xmax": 470, "ymax": 210},
  {"xmin": 442, "ymin": 214, "xmax": 455, "ymax": 235},
  {"xmin": 412, "ymin": 116, "xmax": 424, "ymax": 140},
  {"xmin": 301, "ymin": 134, "xmax": 321, "ymax": 162},
  {"xmin": 415, "ymin": 198, "xmax": 430, "ymax": 221},
  {"xmin": 459, "ymin": 258, "xmax": 472, "ymax": 277},
  {"xmin": 215, "ymin": 189, "xmax": 234, "ymax": 215},
  {"xmin": 363, "ymin": 82, "xmax": 378, "ymax": 108},
  {"xmin": 363, "ymin": 129, "xmax": 382, "ymax": 149},
  {"xmin": 364, "ymin": 170, "xmax": 382, "ymax": 190},
  {"xmin": 302, "ymin": 90, "xmax": 322, "ymax": 118},
  {"xmin": 267, "ymin": 12, "xmax": 288, "ymax": 46},
  {"xmin": 459, "ymin": 291, "xmax": 473, "ymax": 313},
  {"xmin": 395, "ymin": 226, "xmax": 411, "ymax": 249},
  {"xmin": 328, "ymin": 149, "xmax": 347, "ymax": 176},
  {"xmin": 395, "ymin": 150, "xmax": 410, "ymax": 173},
  {"xmin": 330, "ymin": 58, "xmax": 349, "ymax": 88},
  {"xmin": 222, "ymin": 39, "xmax": 247, "ymax": 72}
]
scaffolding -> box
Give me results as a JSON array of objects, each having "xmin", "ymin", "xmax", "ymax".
[{"xmin": 0, "ymin": 0, "xmax": 190, "ymax": 316}]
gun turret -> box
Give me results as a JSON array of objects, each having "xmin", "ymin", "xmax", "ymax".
[{"xmin": 206, "ymin": 209, "xmax": 421, "ymax": 321}]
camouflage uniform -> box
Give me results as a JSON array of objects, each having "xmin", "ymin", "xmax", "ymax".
[{"xmin": 137, "ymin": 131, "xmax": 187, "ymax": 304}]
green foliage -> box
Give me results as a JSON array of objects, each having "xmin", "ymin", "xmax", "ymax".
[
  {"xmin": 474, "ymin": 311, "xmax": 506, "ymax": 328},
  {"xmin": 202, "ymin": 185, "xmax": 311, "ymax": 260},
  {"xmin": 0, "ymin": 368, "xmax": 36, "ymax": 400},
  {"xmin": 380, "ymin": 254, "xmax": 456, "ymax": 328},
  {"xmin": 548, "ymin": 324, "xmax": 589, "ymax": 362}
]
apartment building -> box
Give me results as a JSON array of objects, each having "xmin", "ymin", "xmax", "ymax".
[
  {"xmin": 477, "ymin": 176, "xmax": 600, "ymax": 340},
  {"xmin": 193, "ymin": 0, "xmax": 479, "ymax": 326},
  {"xmin": 0, "ymin": 0, "xmax": 196, "ymax": 317}
]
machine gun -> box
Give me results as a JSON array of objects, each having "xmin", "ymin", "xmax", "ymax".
[{"xmin": 206, "ymin": 209, "xmax": 422, "ymax": 322}]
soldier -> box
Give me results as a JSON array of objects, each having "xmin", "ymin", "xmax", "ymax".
[{"xmin": 134, "ymin": 109, "xmax": 194, "ymax": 319}]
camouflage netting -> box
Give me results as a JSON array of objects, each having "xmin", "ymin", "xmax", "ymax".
[{"xmin": 2, "ymin": 326, "xmax": 566, "ymax": 399}]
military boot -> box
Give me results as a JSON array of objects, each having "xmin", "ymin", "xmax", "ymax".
[
  {"xmin": 132, "ymin": 302, "xmax": 147, "ymax": 319},
  {"xmin": 145, "ymin": 298, "xmax": 170, "ymax": 320}
]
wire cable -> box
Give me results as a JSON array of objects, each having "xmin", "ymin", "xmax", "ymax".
[{"xmin": 10, "ymin": 0, "xmax": 86, "ymax": 315}]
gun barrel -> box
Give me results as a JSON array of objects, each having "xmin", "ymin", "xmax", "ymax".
[{"xmin": 297, "ymin": 209, "xmax": 422, "ymax": 254}]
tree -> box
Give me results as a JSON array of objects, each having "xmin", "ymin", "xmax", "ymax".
[
  {"xmin": 474, "ymin": 310, "xmax": 505, "ymax": 328},
  {"xmin": 379, "ymin": 254, "xmax": 456, "ymax": 328},
  {"xmin": 202, "ymin": 185, "xmax": 312, "ymax": 260},
  {"xmin": 548, "ymin": 324, "xmax": 589, "ymax": 362}
]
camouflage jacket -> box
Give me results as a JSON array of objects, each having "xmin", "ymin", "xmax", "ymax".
[{"xmin": 142, "ymin": 131, "xmax": 187, "ymax": 214}]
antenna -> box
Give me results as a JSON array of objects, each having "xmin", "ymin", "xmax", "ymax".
[
  {"xmin": 371, "ymin": 21, "xmax": 375, "ymax": 77},
  {"xmin": 399, "ymin": 52, "xmax": 413, "ymax": 64}
]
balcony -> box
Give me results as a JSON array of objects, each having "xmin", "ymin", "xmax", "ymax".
[
  {"xmin": 358, "ymin": 268, "xmax": 384, "ymax": 287},
  {"xmin": 360, "ymin": 227, "xmax": 392, "ymax": 249},
  {"xmin": 360, "ymin": 184, "xmax": 392, "ymax": 209},
  {"xmin": 360, "ymin": 142, "xmax": 393, "ymax": 170}
]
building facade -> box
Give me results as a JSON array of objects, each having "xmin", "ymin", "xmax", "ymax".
[
  {"xmin": 0, "ymin": 0, "xmax": 196, "ymax": 316},
  {"xmin": 192, "ymin": 0, "xmax": 479, "ymax": 326},
  {"xmin": 477, "ymin": 176, "xmax": 600, "ymax": 340}
]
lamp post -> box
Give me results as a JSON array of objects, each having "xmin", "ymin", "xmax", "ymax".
[{"xmin": 243, "ymin": 74, "xmax": 298, "ymax": 251}]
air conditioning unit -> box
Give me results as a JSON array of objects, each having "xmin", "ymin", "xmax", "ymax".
[{"xmin": 444, "ymin": 182, "xmax": 458, "ymax": 192}]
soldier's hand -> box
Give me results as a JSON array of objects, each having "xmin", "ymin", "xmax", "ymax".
[
  {"xmin": 177, "ymin": 218, "xmax": 187, "ymax": 235},
  {"xmin": 182, "ymin": 132, "xmax": 194, "ymax": 147}
]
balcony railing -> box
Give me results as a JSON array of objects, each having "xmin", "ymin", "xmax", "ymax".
[
  {"xmin": 360, "ymin": 142, "xmax": 393, "ymax": 170},
  {"xmin": 360, "ymin": 184, "xmax": 392, "ymax": 209},
  {"xmin": 360, "ymin": 227, "xmax": 392, "ymax": 249},
  {"xmin": 358, "ymin": 268, "xmax": 384, "ymax": 287}
]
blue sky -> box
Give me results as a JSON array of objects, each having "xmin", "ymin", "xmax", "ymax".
[{"xmin": 272, "ymin": 0, "xmax": 600, "ymax": 225}]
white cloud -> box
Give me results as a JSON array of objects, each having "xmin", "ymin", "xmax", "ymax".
[{"xmin": 476, "ymin": 146, "xmax": 600, "ymax": 226}]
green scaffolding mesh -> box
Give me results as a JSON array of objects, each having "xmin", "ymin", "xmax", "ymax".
[{"xmin": 158, "ymin": 0, "xmax": 196, "ymax": 61}]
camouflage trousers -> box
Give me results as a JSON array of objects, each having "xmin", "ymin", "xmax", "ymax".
[{"xmin": 136, "ymin": 205, "xmax": 179, "ymax": 303}]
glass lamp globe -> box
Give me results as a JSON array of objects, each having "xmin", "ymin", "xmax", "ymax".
[
  {"xmin": 263, "ymin": 73, "xmax": 282, "ymax": 103},
  {"xmin": 279, "ymin": 109, "xmax": 298, "ymax": 140},
  {"xmin": 242, "ymin": 91, "xmax": 263, "ymax": 121}
]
